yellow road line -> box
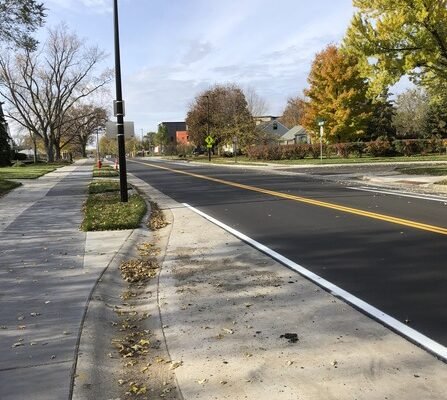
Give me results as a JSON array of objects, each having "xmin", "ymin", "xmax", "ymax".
[{"xmin": 130, "ymin": 160, "xmax": 447, "ymax": 236}]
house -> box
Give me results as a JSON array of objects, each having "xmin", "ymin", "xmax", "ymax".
[
  {"xmin": 257, "ymin": 119, "xmax": 289, "ymax": 138},
  {"xmin": 279, "ymin": 125, "xmax": 310, "ymax": 145},
  {"xmin": 176, "ymin": 130, "xmax": 190, "ymax": 145},
  {"xmin": 158, "ymin": 121, "xmax": 187, "ymax": 144}
]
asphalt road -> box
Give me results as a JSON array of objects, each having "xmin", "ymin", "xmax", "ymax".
[{"xmin": 127, "ymin": 159, "xmax": 447, "ymax": 348}]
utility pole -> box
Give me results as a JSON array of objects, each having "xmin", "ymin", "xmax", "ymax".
[{"xmin": 113, "ymin": 0, "xmax": 128, "ymax": 202}]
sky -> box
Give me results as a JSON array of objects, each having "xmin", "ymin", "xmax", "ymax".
[{"xmin": 42, "ymin": 0, "xmax": 356, "ymax": 135}]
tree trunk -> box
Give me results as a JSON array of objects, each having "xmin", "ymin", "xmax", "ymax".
[
  {"xmin": 44, "ymin": 137, "xmax": 54, "ymax": 162},
  {"xmin": 32, "ymin": 137, "xmax": 38, "ymax": 163}
]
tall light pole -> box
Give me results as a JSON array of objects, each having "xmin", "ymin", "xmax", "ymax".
[{"xmin": 113, "ymin": 0, "xmax": 128, "ymax": 202}]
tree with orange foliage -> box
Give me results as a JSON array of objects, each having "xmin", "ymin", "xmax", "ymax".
[{"xmin": 301, "ymin": 45, "xmax": 372, "ymax": 143}]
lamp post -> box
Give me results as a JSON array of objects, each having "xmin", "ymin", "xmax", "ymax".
[{"xmin": 113, "ymin": 0, "xmax": 128, "ymax": 202}]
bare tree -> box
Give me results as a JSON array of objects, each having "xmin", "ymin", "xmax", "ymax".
[
  {"xmin": 243, "ymin": 86, "xmax": 268, "ymax": 118},
  {"xmin": 63, "ymin": 104, "xmax": 108, "ymax": 157},
  {"xmin": 0, "ymin": 24, "xmax": 112, "ymax": 161}
]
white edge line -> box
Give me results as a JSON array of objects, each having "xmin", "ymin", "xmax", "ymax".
[
  {"xmin": 183, "ymin": 202, "xmax": 447, "ymax": 363},
  {"xmin": 348, "ymin": 186, "xmax": 447, "ymax": 203}
]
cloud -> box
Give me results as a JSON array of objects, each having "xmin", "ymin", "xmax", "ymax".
[
  {"xmin": 182, "ymin": 41, "xmax": 213, "ymax": 65},
  {"xmin": 46, "ymin": 0, "xmax": 112, "ymax": 13}
]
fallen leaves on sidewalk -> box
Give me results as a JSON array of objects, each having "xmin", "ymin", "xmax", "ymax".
[
  {"xmin": 119, "ymin": 259, "xmax": 158, "ymax": 283},
  {"xmin": 148, "ymin": 201, "xmax": 169, "ymax": 231}
]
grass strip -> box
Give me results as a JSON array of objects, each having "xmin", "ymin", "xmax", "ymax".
[
  {"xmin": 435, "ymin": 180, "xmax": 447, "ymax": 185},
  {"xmin": 93, "ymin": 165, "xmax": 119, "ymax": 178},
  {"xmin": 396, "ymin": 166, "xmax": 447, "ymax": 176},
  {"xmin": 0, "ymin": 163, "xmax": 63, "ymax": 179},
  {"xmin": 81, "ymin": 180, "xmax": 147, "ymax": 231},
  {"xmin": 0, "ymin": 179, "xmax": 21, "ymax": 196},
  {"xmin": 188, "ymin": 154, "xmax": 447, "ymax": 165}
]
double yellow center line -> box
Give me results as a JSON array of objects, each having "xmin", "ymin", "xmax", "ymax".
[{"xmin": 131, "ymin": 160, "xmax": 447, "ymax": 236}]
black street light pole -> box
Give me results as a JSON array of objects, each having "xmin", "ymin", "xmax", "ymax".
[{"xmin": 113, "ymin": 0, "xmax": 128, "ymax": 202}]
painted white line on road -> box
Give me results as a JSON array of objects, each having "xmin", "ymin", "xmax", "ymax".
[
  {"xmin": 348, "ymin": 186, "xmax": 447, "ymax": 203},
  {"xmin": 183, "ymin": 202, "xmax": 447, "ymax": 362}
]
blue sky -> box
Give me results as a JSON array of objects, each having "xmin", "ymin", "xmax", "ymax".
[{"xmin": 43, "ymin": 0, "xmax": 355, "ymax": 134}]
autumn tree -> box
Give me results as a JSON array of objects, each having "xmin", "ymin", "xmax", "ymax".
[
  {"xmin": 344, "ymin": 0, "xmax": 447, "ymax": 95},
  {"xmin": 280, "ymin": 96, "xmax": 306, "ymax": 128},
  {"xmin": 301, "ymin": 45, "xmax": 372, "ymax": 143},
  {"xmin": 0, "ymin": 24, "xmax": 111, "ymax": 162},
  {"xmin": 0, "ymin": 0, "xmax": 45, "ymax": 49},
  {"xmin": 186, "ymin": 84, "xmax": 255, "ymax": 150}
]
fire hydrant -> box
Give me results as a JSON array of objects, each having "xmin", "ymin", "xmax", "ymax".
[{"xmin": 97, "ymin": 160, "xmax": 102, "ymax": 169}]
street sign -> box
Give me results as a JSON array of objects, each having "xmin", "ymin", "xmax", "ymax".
[{"xmin": 205, "ymin": 135, "xmax": 215, "ymax": 148}]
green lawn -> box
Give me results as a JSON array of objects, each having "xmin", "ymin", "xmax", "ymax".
[
  {"xmin": 178, "ymin": 154, "xmax": 447, "ymax": 166},
  {"xmin": 0, "ymin": 179, "xmax": 21, "ymax": 196},
  {"xmin": 92, "ymin": 165, "xmax": 119, "ymax": 178},
  {"xmin": 81, "ymin": 180, "xmax": 147, "ymax": 231},
  {"xmin": 396, "ymin": 166, "xmax": 447, "ymax": 176},
  {"xmin": 0, "ymin": 163, "xmax": 63, "ymax": 179}
]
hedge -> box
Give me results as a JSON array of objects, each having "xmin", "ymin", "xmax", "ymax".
[{"xmin": 245, "ymin": 136, "xmax": 446, "ymax": 160}]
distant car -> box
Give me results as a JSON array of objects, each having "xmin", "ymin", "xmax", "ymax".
[{"xmin": 192, "ymin": 147, "xmax": 205, "ymax": 155}]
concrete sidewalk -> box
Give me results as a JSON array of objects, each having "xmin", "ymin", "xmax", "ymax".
[{"xmin": 0, "ymin": 160, "xmax": 134, "ymax": 400}]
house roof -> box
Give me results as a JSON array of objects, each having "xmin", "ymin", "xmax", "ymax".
[
  {"xmin": 280, "ymin": 125, "xmax": 309, "ymax": 141},
  {"xmin": 258, "ymin": 120, "xmax": 289, "ymax": 136}
]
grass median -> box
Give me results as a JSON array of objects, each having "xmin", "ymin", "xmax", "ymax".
[
  {"xmin": 93, "ymin": 165, "xmax": 119, "ymax": 178},
  {"xmin": 396, "ymin": 165, "xmax": 447, "ymax": 176},
  {"xmin": 183, "ymin": 154, "xmax": 447, "ymax": 165},
  {"xmin": 81, "ymin": 180, "xmax": 147, "ymax": 231}
]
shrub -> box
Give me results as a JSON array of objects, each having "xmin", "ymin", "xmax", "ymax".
[
  {"xmin": 351, "ymin": 142, "xmax": 366, "ymax": 157},
  {"xmin": 427, "ymin": 135, "xmax": 444, "ymax": 154},
  {"xmin": 309, "ymin": 143, "xmax": 321, "ymax": 159},
  {"xmin": 365, "ymin": 138, "xmax": 392, "ymax": 157},
  {"xmin": 393, "ymin": 139, "xmax": 422, "ymax": 156},
  {"xmin": 333, "ymin": 143, "xmax": 353, "ymax": 158}
]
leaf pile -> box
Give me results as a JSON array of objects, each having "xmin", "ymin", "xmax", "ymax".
[
  {"xmin": 137, "ymin": 242, "xmax": 160, "ymax": 257},
  {"xmin": 148, "ymin": 201, "xmax": 168, "ymax": 231},
  {"xmin": 120, "ymin": 259, "xmax": 158, "ymax": 283},
  {"xmin": 112, "ymin": 331, "xmax": 151, "ymax": 358}
]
